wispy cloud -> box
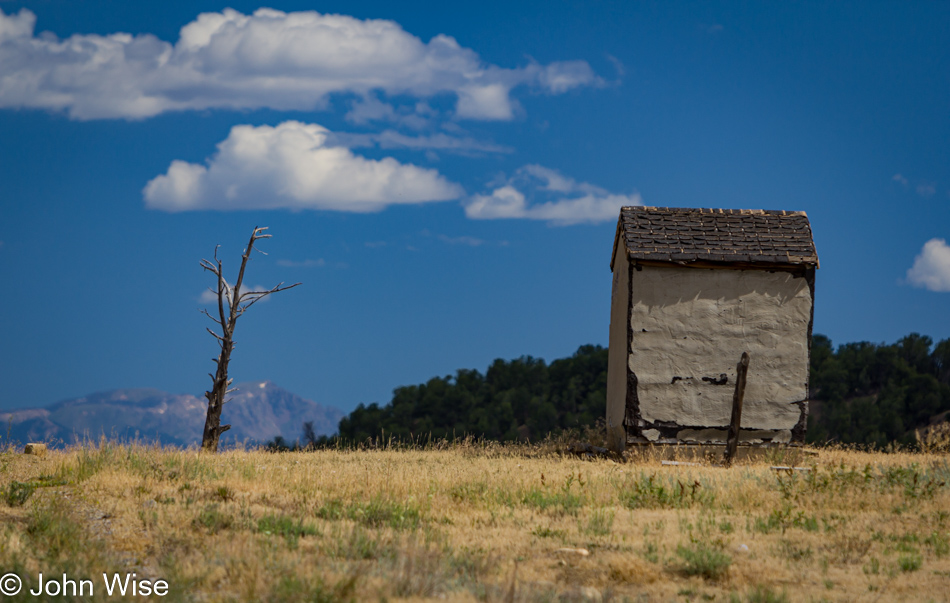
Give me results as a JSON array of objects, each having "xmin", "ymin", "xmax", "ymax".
[
  {"xmin": 143, "ymin": 121, "xmax": 462, "ymax": 212},
  {"xmin": 605, "ymin": 54, "xmax": 625, "ymax": 82},
  {"xmin": 0, "ymin": 7, "xmax": 599, "ymax": 121},
  {"xmin": 906, "ymin": 238, "xmax": 950, "ymax": 292},
  {"xmin": 344, "ymin": 95, "xmax": 434, "ymax": 129},
  {"xmin": 437, "ymin": 234, "xmax": 486, "ymax": 246},
  {"xmin": 276, "ymin": 259, "xmax": 326, "ymax": 268},
  {"xmin": 329, "ymin": 130, "xmax": 512, "ymax": 155},
  {"xmin": 199, "ymin": 284, "xmax": 269, "ymax": 304},
  {"xmin": 892, "ymin": 173, "xmax": 939, "ymax": 199},
  {"xmin": 916, "ymin": 182, "xmax": 936, "ymax": 198},
  {"xmin": 464, "ymin": 164, "xmax": 641, "ymax": 225}
]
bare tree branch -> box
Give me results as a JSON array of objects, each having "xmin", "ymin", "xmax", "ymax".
[
  {"xmin": 205, "ymin": 327, "xmax": 225, "ymax": 343},
  {"xmin": 199, "ymin": 308, "xmax": 223, "ymax": 326},
  {"xmin": 217, "ymin": 261, "xmax": 227, "ymax": 334},
  {"xmin": 238, "ymin": 281, "xmax": 301, "ymax": 313}
]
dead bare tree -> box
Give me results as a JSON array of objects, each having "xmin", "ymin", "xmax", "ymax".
[{"xmin": 199, "ymin": 226, "xmax": 300, "ymax": 452}]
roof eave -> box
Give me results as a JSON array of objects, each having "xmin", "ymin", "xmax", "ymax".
[
  {"xmin": 628, "ymin": 258, "xmax": 819, "ymax": 271},
  {"xmin": 609, "ymin": 208, "xmax": 631, "ymax": 272}
]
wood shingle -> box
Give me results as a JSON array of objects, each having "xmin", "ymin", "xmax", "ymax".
[{"xmin": 612, "ymin": 206, "xmax": 819, "ymax": 269}]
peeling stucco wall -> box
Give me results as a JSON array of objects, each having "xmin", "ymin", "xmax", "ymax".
[
  {"xmin": 626, "ymin": 265, "xmax": 812, "ymax": 444},
  {"xmin": 605, "ymin": 244, "xmax": 630, "ymax": 452}
]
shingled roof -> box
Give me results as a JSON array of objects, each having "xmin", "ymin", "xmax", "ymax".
[{"xmin": 611, "ymin": 206, "xmax": 819, "ymax": 270}]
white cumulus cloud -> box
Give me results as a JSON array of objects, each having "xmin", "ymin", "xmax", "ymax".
[
  {"xmin": 0, "ymin": 7, "xmax": 598, "ymax": 120},
  {"xmin": 144, "ymin": 121, "xmax": 463, "ymax": 212},
  {"xmin": 906, "ymin": 238, "xmax": 950, "ymax": 292},
  {"xmin": 464, "ymin": 165, "xmax": 641, "ymax": 225}
]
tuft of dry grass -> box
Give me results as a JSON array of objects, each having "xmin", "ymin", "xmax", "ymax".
[
  {"xmin": 0, "ymin": 439, "xmax": 948, "ymax": 601},
  {"xmin": 918, "ymin": 421, "xmax": 950, "ymax": 454}
]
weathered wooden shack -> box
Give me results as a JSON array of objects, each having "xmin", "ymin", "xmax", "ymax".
[{"xmin": 605, "ymin": 207, "xmax": 819, "ymax": 453}]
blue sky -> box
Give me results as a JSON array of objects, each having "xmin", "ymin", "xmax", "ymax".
[{"xmin": 1, "ymin": 0, "xmax": 948, "ymax": 413}]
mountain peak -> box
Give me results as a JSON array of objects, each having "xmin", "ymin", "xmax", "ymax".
[{"xmin": 1, "ymin": 383, "xmax": 343, "ymax": 448}]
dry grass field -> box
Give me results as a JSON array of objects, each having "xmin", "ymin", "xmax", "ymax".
[{"xmin": 1, "ymin": 440, "xmax": 949, "ymax": 602}]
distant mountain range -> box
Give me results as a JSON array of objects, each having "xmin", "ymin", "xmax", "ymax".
[{"xmin": 0, "ymin": 381, "xmax": 344, "ymax": 448}]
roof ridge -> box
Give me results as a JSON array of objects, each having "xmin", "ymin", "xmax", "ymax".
[{"xmin": 627, "ymin": 206, "xmax": 807, "ymax": 216}]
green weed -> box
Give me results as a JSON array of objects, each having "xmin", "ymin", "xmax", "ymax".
[
  {"xmin": 71, "ymin": 441, "xmax": 116, "ymax": 482},
  {"xmin": 743, "ymin": 585, "xmax": 790, "ymax": 603},
  {"xmin": 584, "ymin": 508, "xmax": 614, "ymax": 537},
  {"xmin": 898, "ymin": 553, "xmax": 922, "ymax": 572},
  {"xmin": 619, "ymin": 474, "xmax": 712, "ymax": 510},
  {"xmin": 257, "ymin": 514, "xmax": 318, "ymax": 547},
  {"xmin": 531, "ymin": 525, "xmax": 566, "ymax": 539},
  {"xmin": 778, "ymin": 540, "xmax": 813, "ymax": 562},
  {"xmin": 325, "ymin": 525, "xmax": 394, "ymax": 560},
  {"xmin": 352, "ymin": 497, "xmax": 422, "ymax": 530},
  {"xmin": 4, "ymin": 481, "xmax": 35, "ymax": 507},
  {"xmin": 925, "ymin": 531, "xmax": 949, "ymax": 557},
  {"xmin": 270, "ymin": 573, "xmax": 357, "ymax": 603},
  {"xmin": 316, "ymin": 496, "xmax": 423, "ymax": 530},
  {"xmin": 448, "ymin": 480, "xmax": 489, "ymax": 503},
  {"xmin": 518, "ymin": 474, "xmax": 586, "ymax": 516},
  {"xmin": 26, "ymin": 503, "xmax": 82, "ymax": 560},
  {"xmin": 753, "ymin": 504, "xmax": 819, "ymax": 534},
  {"xmin": 194, "ymin": 504, "xmax": 233, "ymax": 534}
]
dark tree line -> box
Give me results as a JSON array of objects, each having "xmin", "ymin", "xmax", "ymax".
[
  {"xmin": 337, "ymin": 344, "xmax": 608, "ymax": 443},
  {"xmin": 274, "ymin": 334, "xmax": 950, "ymax": 450},
  {"xmin": 807, "ymin": 333, "xmax": 950, "ymax": 447}
]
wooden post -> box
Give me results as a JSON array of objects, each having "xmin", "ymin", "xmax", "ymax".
[{"xmin": 723, "ymin": 352, "xmax": 750, "ymax": 466}]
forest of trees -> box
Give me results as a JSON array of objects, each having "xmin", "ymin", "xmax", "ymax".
[
  {"xmin": 283, "ymin": 334, "xmax": 950, "ymax": 450},
  {"xmin": 807, "ymin": 333, "xmax": 950, "ymax": 447}
]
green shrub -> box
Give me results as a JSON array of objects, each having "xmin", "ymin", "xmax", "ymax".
[{"xmin": 675, "ymin": 543, "xmax": 731, "ymax": 580}]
